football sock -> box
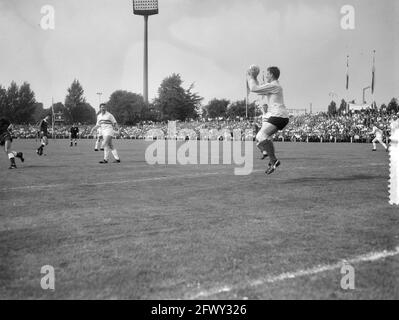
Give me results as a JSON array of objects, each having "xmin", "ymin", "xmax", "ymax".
[
  {"xmin": 111, "ymin": 149, "xmax": 120, "ymax": 161},
  {"xmin": 104, "ymin": 147, "xmax": 110, "ymax": 161},
  {"xmin": 264, "ymin": 140, "xmax": 277, "ymax": 162}
]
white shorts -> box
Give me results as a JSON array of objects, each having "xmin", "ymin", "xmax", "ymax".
[{"xmin": 102, "ymin": 129, "xmax": 114, "ymax": 137}]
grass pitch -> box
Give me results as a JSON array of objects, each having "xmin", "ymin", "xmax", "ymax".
[{"xmin": 0, "ymin": 139, "xmax": 398, "ymax": 299}]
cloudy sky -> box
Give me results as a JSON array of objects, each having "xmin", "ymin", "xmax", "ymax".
[{"xmin": 0, "ymin": 0, "xmax": 397, "ymax": 112}]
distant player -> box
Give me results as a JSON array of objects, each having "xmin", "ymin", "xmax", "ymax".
[
  {"xmin": 247, "ymin": 66, "xmax": 289, "ymax": 174},
  {"xmin": 255, "ymin": 99, "xmax": 269, "ymax": 160},
  {"xmin": 0, "ymin": 118, "xmax": 24, "ymax": 169},
  {"xmin": 371, "ymin": 124, "xmax": 388, "ymax": 152},
  {"xmin": 70, "ymin": 123, "xmax": 79, "ymax": 147},
  {"xmin": 90, "ymin": 104, "xmax": 121, "ymax": 164},
  {"xmin": 37, "ymin": 115, "xmax": 51, "ymax": 156}
]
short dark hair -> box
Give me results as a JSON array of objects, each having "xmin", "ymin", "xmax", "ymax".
[
  {"xmin": 267, "ymin": 66, "xmax": 280, "ymax": 80},
  {"xmin": 100, "ymin": 103, "xmax": 107, "ymax": 108}
]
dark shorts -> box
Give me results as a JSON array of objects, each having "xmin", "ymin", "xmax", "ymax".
[
  {"xmin": 71, "ymin": 134, "xmax": 78, "ymax": 139},
  {"xmin": 267, "ymin": 117, "xmax": 289, "ymax": 131},
  {"xmin": 0, "ymin": 132, "xmax": 12, "ymax": 146}
]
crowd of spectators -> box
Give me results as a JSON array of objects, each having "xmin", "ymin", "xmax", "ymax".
[{"xmin": 11, "ymin": 109, "xmax": 398, "ymax": 143}]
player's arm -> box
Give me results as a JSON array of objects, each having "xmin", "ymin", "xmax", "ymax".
[
  {"xmin": 90, "ymin": 117, "xmax": 101, "ymax": 135},
  {"xmin": 90, "ymin": 124, "xmax": 100, "ymax": 135},
  {"xmin": 111, "ymin": 115, "xmax": 121, "ymax": 134},
  {"xmin": 248, "ymin": 79, "xmax": 280, "ymax": 95}
]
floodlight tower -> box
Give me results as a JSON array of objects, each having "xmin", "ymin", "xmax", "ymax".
[{"xmin": 132, "ymin": 0, "xmax": 159, "ymax": 106}]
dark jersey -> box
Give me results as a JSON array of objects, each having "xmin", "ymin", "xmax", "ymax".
[
  {"xmin": 0, "ymin": 118, "xmax": 11, "ymax": 134},
  {"xmin": 70, "ymin": 126, "xmax": 79, "ymax": 136},
  {"xmin": 39, "ymin": 119, "xmax": 48, "ymax": 133}
]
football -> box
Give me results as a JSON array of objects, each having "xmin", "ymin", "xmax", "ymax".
[{"xmin": 248, "ymin": 64, "xmax": 260, "ymax": 77}]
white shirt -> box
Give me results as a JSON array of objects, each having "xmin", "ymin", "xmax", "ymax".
[
  {"xmin": 96, "ymin": 111, "xmax": 117, "ymax": 136},
  {"xmin": 248, "ymin": 78, "xmax": 289, "ymax": 118},
  {"xmin": 372, "ymin": 126, "xmax": 383, "ymax": 138}
]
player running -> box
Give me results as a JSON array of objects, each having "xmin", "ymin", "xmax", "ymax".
[
  {"xmin": 70, "ymin": 123, "xmax": 79, "ymax": 147},
  {"xmin": 247, "ymin": 66, "xmax": 289, "ymax": 174},
  {"xmin": 90, "ymin": 104, "xmax": 121, "ymax": 164},
  {"xmin": 371, "ymin": 124, "xmax": 388, "ymax": 152},
  {"xmin": 0, "ymin": 118, "xmax": 24, "ymax": 169},
  {"xmin": 37, "ymin": 115, "xmax": 51, "ymax": 156}
]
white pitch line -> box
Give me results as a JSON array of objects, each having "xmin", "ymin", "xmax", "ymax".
[
  {"xmin": 0, "ymin": 172, "xmax": 224, "ymax": 192},
  {"xmin": 189, "ymin": 246, "xmax": 399, "ymax": 299},
  {"xmin": 0, "ymin": 163, "xmax": 386, "ymax": 192}
]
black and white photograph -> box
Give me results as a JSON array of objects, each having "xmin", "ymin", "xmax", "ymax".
[{"xmin": 0, "ymin": 0, "xmax": 398, "ymax": 306}]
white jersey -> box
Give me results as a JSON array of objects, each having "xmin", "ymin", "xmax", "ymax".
[
  {"xmin": 372, "ymin": 126, "xmax": 383, "ymax": 139},
  {"xmin": 96, "ymin": 111, "xmax": 117, "ymax": 136},
  {"xmin": 248, "ymin": 79, "xmax": 289, "ymax": 119}
]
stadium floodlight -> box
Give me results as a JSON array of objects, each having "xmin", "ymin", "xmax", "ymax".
[
  {"xmin": 133, "ymin": 0, "xmax": 159, "ymax": 16},
  {"xmin": 132, "ymin": 0, "xmax": 159, "ymax": 106}
]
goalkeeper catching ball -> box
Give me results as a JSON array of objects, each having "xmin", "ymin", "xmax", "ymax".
[{"xmin": 247, "ymin": 65, "xmax": 289, "ymax": 175}]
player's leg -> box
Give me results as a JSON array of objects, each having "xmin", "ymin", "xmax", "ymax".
[
  {"xmin": 100, "ymin": 137, "xmax": 104, "ymax": 151},
  {"xmin": 99, "ymin": 135, "xmax": 112, "ymax": 163},
  {"xmin": 70, "ymin": 137, "xmax": 73, "ymax": 147},
  {"xmin": 263, "ymin": 118, "xmax": 288, "ymax": 175},
  {"xmin": 372, "ymin": 138, "xmax": 377, "ymax": 151},
  {"xmin": 37, "ymin": 133, "xmax": 44, "ymax": 155},
  {"xmin": 5, "ymin": 139, "xmax": 23, "ymax": 169},
  {"xmin": 37, "ymin": 134, "xmax": 48, "ymax": 155},
  {"xmin": 256, "ymin": 125, "xmax": 268, "ymax": 160},
  {"xmin": 378, "ymin": 137, "xmax": 388, "ymax": 150},
  {"xmin": 109, "ymin": 138, "xmax": 120, "ymax": 163},
  {"xmin": 94, "ymin": 136, "xmax": 100, "ymax": 151},
  {"xmin": 257, "ymin": 123, "xmax": 279, "ymax": 174}
]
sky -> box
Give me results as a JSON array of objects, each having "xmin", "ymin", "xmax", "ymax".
[{"xmin": 0, "ymin": 0, "xmax": 398, "ymax": 113}]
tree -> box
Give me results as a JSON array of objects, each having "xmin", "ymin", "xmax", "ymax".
[
  {"xmin": 327, "ymin": 100, "xmax": 337, "ymax": 116},
  {"xmin": 154, "ymin": 73, "xmax": 203, "ymax": 121},
  {"xmin": 226, "ymin": 100, "xmax": 256, "ymax": 119},
  {"xmin": 6, "ymin": 82, "xmax": 19, "ymax": 122},
  {"xmin": 0, "ymin": 85, "xmax": 7, "ymax": 119},
  {"xmin": 387, "ymin": 98, "xmax": 399, "ymax": 113},
  {"xmin": 72, "ymin": 102, "xmax": 96, "ymax": 124},
  {"xmin": 15, "ymin": 82, "xmax": 36, "ymax": 124},
  {"xmin": 205, "ymin": 99, "xmax": 229, "ymax": 119},
  {"xmin": 65, "ymin": 79, "xmax": 86, "ymax": 123},
  {"xmin": 32, "ymin": 103, "xmax": 46, "ymax": 123},
  {"xmin": 107, "ymin": 90, "xmax": 146, "ymax": 125}
]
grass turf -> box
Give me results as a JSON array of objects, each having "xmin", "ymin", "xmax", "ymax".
[{"xmin": 0, "ymin": 139, "xmax": 398, "ymax": 299}]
